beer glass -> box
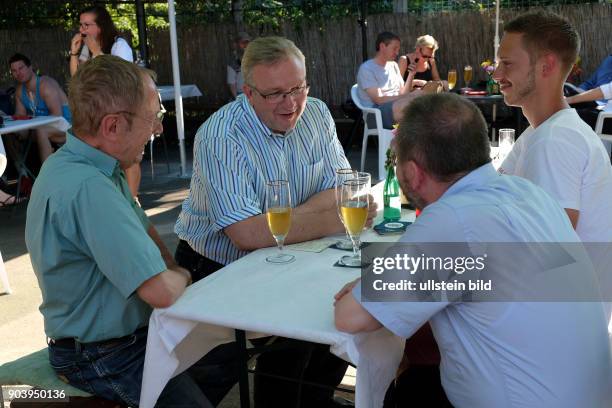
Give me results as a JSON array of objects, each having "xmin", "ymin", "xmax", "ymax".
[
  {"xmin": 463, "ymin": 65, "xmax": 473, "ymax": 88},
  {"xmin": 265, "ymin": 180, "xmax": 295, "ymax": 264},
  {"xmin": 447, "ymin": 69, "xmax": 457, "ymax": 91},
  {"xmin": 335, "ymin": 168, "xmax": 356, "ymax": 250},
  {"xmin": 340, "ymin": 173, "xmax": 370, "ymax": 267}
]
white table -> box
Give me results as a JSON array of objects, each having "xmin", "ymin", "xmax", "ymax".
[
  {"xmin": 157, "ymin": 85, "xmax": 202, "ymax": 102},
  {"xmin": 141, "ymin": 210, "xmax": 415, "ymax": 408},
  {"xmin": 0, "ymin": 115, "xmax": 70, "ymax": 179},
  {"xmin": 0, "ymin": 115, "xmax": 69, "ymax": 136}
]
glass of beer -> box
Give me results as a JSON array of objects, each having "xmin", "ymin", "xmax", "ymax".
[
  {"xmin": 335, "ymin": 168, "xmax": 357, "ymax": 250},
  {"xmin": 265, "ymin": 180, "xmax": 295, "ymax": 264},
  {"xmin": 340, "ymin": 173, "xmax": 370, "ymax": 267},
  {"xmin": 498, "ymin": 128, "xmax": 515, "ymax": 159},
  {"xmin": 463, "ymin": 65, "xmax": 473, "ymax": 89},
  {"xmin": 447, "ymin": 69, "xmax": 457, "ymax": 91}
]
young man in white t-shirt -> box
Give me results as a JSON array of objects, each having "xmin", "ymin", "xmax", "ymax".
[{"xmin": 495, "ymin": 12, "xmax": 612, "ymax": 313}]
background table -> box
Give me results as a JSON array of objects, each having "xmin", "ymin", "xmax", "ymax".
[
  {"xmin": 141, "ymin": 210, "xmax": 414, "ymax": 408},
  {"xmin": 0, "ymin": 115, "xmax": 69, "ymax": 137},
  {"xmin": 157, "ymin": 85, "xmax": 202, "ymax": 102}
]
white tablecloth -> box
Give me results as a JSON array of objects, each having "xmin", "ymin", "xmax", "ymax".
[
  {"xmin": 0, "ymin": 115, "xmax": 69, "ymax": 136},
  {"xmin": 157, "ymin": 85, "xmax": 202, "ymax": 102},
  {"xmin": 141, "ymin": 210, "xmax": 415, "ymax": 408}
]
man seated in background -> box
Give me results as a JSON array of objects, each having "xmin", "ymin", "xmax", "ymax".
[
  {"xmin": 357, "ymin": 31, "xmax": 421, "ymax": 129},
  {"xmin": 227, "ymin": 31, "xmax": 251, "ymax": 99},
  {"xmin": 335, "ymin": 92, "xmax": 611, "ymax": 408},
  {"xmin": 9, "ymin": 53, "xmax": 72, "ymax": 163}
]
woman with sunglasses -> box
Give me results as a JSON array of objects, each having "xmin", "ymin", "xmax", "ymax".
[{"xmin": 398, "ymin": 35, "xmax": 441, "ymax": 89}]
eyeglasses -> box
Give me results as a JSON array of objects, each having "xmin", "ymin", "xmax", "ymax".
[
  {"xmin": 79, "ymin": 22, "xmax": 97, "ymax": 29},
  {"xmin": 114, "ymin": 101, "xmax": 166, "ymax": 136},
  {"xmin": 419, "ymin": 48, "xmax": 433, "ymax": 59},
  {"xmin": 249, "ymin": 84, "xmax": 310, "ymax": 104}
]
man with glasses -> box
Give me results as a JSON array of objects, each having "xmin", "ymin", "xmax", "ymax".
[
  {"xmin": 175, "ymin": 36, "xmax": 372, "ymax": 407},
  {"xmin": 25, "ymin": 55, "xmax": 224, "ymax": 407}
]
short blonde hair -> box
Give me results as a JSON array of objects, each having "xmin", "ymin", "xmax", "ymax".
[
  {"xmin": 242, "ymin": 36, "xmax": 305, "ymax": 86},
  {"xmin": 415, "ymin": 35, "xmax": 439, "ymax": 52},
  {"xmin": 68, "ymin": 55, "xmax": 156, "ymax": 136}
]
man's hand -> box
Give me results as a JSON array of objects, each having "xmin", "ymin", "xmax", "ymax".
[
  {"xmin": 422, "ymin": 81, "xmax": 443, "ymax": 94},
  {"xmin": 334, "ymin": 278, "xmax": 361, "ymax": 305}
]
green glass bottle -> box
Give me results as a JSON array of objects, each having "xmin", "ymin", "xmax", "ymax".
[{"xmin": 383, "ymin": 165, "xmax": 401, "ymax": 222}]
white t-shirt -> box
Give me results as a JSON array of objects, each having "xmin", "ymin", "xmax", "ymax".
[
  {"xmin": 356, "ymin": 59, "xmax": 403, "ymax": 107},
  {"xmin": 79, "ymin": 37, "xmax": 133, "ymax": 62},
  {"xmin": 226, "ymin": 65, "xmax": 244, "ymax": 95},
  {"xmin": 500, "ymin": 108, "xmax": 612, "ymax": 243}
]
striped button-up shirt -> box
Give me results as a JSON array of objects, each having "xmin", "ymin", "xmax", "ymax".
[{"xmin": 175, "ymin": 95, "xmax": 350, "ymax": 265}]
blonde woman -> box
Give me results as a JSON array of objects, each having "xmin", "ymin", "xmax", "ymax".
[{"xmin": 399, "ymin": 35, "xmax": 441, "ymax": 89}]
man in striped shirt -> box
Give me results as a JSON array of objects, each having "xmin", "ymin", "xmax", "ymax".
[{"xmin": 175, "ymin": 37, "xmax": 375, "ymax": 407}]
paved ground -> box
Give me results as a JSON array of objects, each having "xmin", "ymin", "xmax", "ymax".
[{"xmin": 0, "ymin": 141, "xmax": 378, "ymax": 406}]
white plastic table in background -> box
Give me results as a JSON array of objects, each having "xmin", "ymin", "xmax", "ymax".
[{"xmin": 157, "ymin": 85, "xmax": 202, "ymax": 102}]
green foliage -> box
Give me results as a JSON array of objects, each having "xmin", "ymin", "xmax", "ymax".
[{"xmin": 0, "ymin": 0, "xmax": 604, "ymax": 33}]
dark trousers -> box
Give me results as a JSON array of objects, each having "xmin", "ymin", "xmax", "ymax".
[{"xmin": 175, "ymin": 240, "xmax": 349, "ymax": 407}]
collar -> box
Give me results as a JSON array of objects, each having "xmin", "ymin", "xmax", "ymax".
[
  {"xmin": 65, "ymin": 132, "xmax": 119, "ymax": 177},
  {"xmin": 440, "ymin": 162, "xmax": 500, "ymax": 200},
  {"xmin": 238, "ymin": 94, "xmax": 296, "ymax": 139}
]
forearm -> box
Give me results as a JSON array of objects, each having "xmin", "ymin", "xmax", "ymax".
[
  {"xmin": 371, "ymin": 93, "xmax": 402, "ymax": 105},
  {"xmin": 147, "ymin": 224, "xmax": 177, "ymax": 268},
  {"xmin": 335, "ymin": 292, "xmax": 382, "ymax": 333},
  {"xmin": 137, "ymin": 267, "xmax": 191, "ymax": 308},
  {"xmin": 566, "ymin": 87, "xmax": 604, "ymax": 105},
  {"xmin": 225, "ymin": 189, "xmax": 345, "ymax": 251},
  {"xmin": 69, "ymin": 56, "xmax": 79, "ymax": 77},
  {"xmin": 401, "ymin": 72, "xmax": 415, "ymax": 94},
  {"xmin": 430, "ymin": 61, "xmax": 441, "ymax": 81}
]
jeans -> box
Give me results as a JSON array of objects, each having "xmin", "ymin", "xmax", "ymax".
[{"xmin": 48, "ymin": 326, "xmax": 214, "ymax": 407}]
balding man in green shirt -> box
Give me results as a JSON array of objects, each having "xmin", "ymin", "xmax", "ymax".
[{"xmin": 25, "ymin": 56, "xmax": 220, "ymax": 407}]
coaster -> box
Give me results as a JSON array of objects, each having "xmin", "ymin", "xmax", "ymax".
[
  {"xmin": 373, "ymin": 221, "xmax": 411, "ymax": 236},
  {"xmin": 333, "ymin": 259, "xmax": 371, "ymax": 269},
  {"xmin": 329, "ymin": 242, "xmax": 370, "ymax": 251}
]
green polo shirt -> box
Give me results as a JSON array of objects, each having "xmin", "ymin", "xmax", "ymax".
[{"xmin": 25, "ymin": 132, "xmax": 166, "ymax": 342}]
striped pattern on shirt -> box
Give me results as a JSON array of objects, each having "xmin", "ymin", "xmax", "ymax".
[{"xmin": 175, "ymin": 95, "xmax": 350, "ymax": 265}]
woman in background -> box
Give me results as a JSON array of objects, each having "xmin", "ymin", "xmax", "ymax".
[
  {"xmin": 399, "ymin": 35, "xmax": 441, "ymax": 89},
  {"xmin": 69, "ymin": 6, "xmax": 142, "ymax": 198}
]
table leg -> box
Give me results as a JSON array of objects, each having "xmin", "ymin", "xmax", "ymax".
[{"xmin": 235, "ymin": 329, "xmax": 251, "ymax": 408}]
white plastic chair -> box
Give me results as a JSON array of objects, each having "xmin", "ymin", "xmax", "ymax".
[
  {"xmin": 595, "ymin": 110, "xmax": 612, "ymax": 161},
  {"xmin": 350, "ymin": 84, "xmax": 394, "ymax": 181}
]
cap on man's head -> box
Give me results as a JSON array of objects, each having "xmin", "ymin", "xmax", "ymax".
[{"xmin": 236, "ymin": 32, "xmax": 252, "ymax": 43}]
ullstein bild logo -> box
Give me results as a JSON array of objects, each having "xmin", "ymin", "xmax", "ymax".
[{"xmin": 360, "ymin": 242, "xmax": 612, "ymax": 302}]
